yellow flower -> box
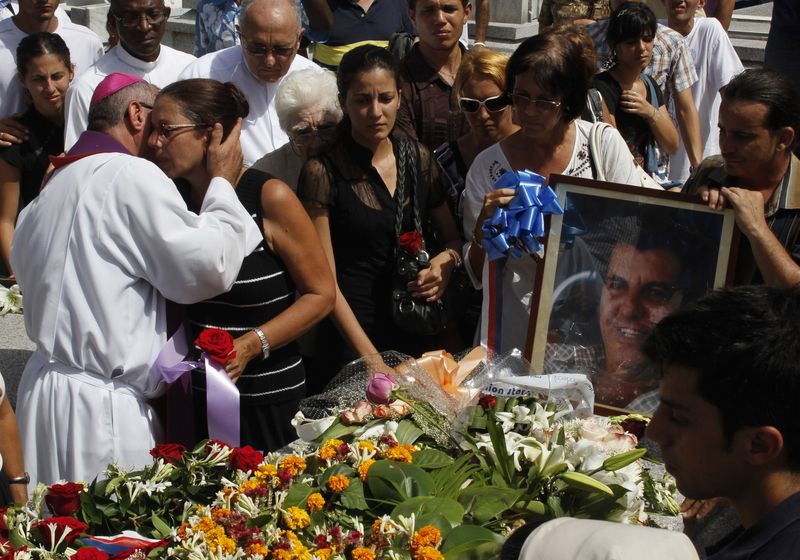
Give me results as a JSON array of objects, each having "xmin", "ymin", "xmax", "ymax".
[
  {"xmin": 411, "ymin": 526, "xmax": 441, "ymax": 550},
  {"xmin": 358, "ymin": 459, "xmax": 375, "ymax": 481},
  {"xmin": 412, "ymin": 546, "xmax": 444, "ymax": 560},
  {"xmin": 204, "ymin": 526, "xmax": 236, "ymax": 554},
  {"xmin": 319, "ymin": 439, "xmax": 345, "ymax": 461},
  {"xmin": 307, "ymin": 492, "xmax": 325, "ymax": 512},
  {"xmin": 211, "ymin": 507, "xmax": 231, "ymax": 521},
  {"xmin": 358, "ymin": 440, "xmax": 376, "ymax": 453},
  {"xmin": 194, "ymin": 516, "xmax": 215, "ymax": 534},
  {"xmin": 272, "ymin": 550, "xmax": 292, "ymax": 560},
  {"xmin": 371, "ymin": 517, "xmax": 397, "ymax": 540},
  {"xmin": 314, "ymin": 548, "xmax": 333, "ymax": 559},
  {"xmin": 351, "ymin": 548, "xmax": 376, "ymax": 560},
  {"xmin": 283, "ymin": 506, "xmax": 311, "ymax": 530},
  {"xmin": 326, "ymin": 474, "xmax": 350, "ymax": 493},
  {"xmin": 386, "ymin": 444, "xmax": 416, "ymax": 463},
  {"xmin": 256, "ymin": 463, "xmax": 278, "ymax": 481},
  {"xmin": 240, "ymin": 479, "xmax": 262, "ymax": 493},
  {"xmin": 246, "ymin": 542, "xmax": 269, "ymax": 556},
  {"xmin": 279, "ymin": 455, "xmax": 307, "ymax": 477}
]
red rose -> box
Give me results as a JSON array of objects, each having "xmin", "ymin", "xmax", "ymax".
[
  {"xmin": 149, "ymin": 443, "xmax": 186, "ymax": 465},
  {"xmin": 194, "ymin": 328, "xmax": 236, "ymax": 365},
  {"xmin": 230, "ymin": 446, "xmax": 264, "ymax": 472},
  {"xmin": 478, "ymin": 394, "xmax": 497, "ymax": 409},
  {"xmin": 44, "ymin": 482, "xmax": 84, "ymax": 516},
  {"xmin": 620, "ymin": 418, "xmax": 647, "ymax": 440},
  {"xmin": 399, "ymin": 232, "xmax": 423, "ymax": 255},
  {"xmin": 33, "ymin": 517, "xmax": 88, "ymax": 548},
  {"xmin": 73, "ymin": 548, "xmax": 110, "ymax": 560}
]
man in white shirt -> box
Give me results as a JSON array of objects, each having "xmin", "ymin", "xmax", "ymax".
[
  {"xmin": 10, "ymin": 73, "xmax": 261, "ymax": 487},
  {"xmin": 0, "ymin": 0, "xmax": 102, "ymax": 118},
  {"xmin": 663, "ymin": 0, "xmax": 743, "ymax": 183},
  {"xmin": 0, "ymin": 0, "xmax": 69, "ymax": 24},
  {"xmin": 63, "ymin": 0, "xmax": 195, "ymax": 148},
  {"xmin": 179, "ymin": 0, "xmax": 319, "ymax": 165}
]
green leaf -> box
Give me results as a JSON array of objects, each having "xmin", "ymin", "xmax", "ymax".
[
  {"xmin": 412, "ymin": 448, "xmax": 454, "ymax": 469},
  {"xmin": 366, "ymin": 460, "xmax": 434, "ymax": 502},
  {"xmin": 485, "ymin": 409, "xmax": 514, "ymax": 485},
  {"xmin": 458, "ymin": 487, "xmax": 524, "ymax": 524},
  {"xmin": 340, "ymin": 478, "xmax": 369, "ymax": 510},
  {"xmin": 150, "ymin": 512, "xmax": 172, "ymax": 539},
  {"xmin": 396, "ymin": 419, "xmax": 425, "ymax": 444},
  {"xmin": 283, "ymin": 482, "xmax": 314, "ymax": 508},
  {"xmin": 525, "ymin": 500, "xmax": 547, "ymax": 516},
  {"xmin": 315, "ymin": 418, "xmax": 363, "ymax": 443},
  {"xmin": 601, "ymin": 448, "xmax": 648, "ymax": 472},
  {"xmin": 558, "ymin": 471, "xmax": 614, "ymax": 496},
  {"xmin": 392, "ymin": 496, "xmax": 465, "ymax": 526},
  {"xmin": 440, "ymin": 525, "xmax": 505, "ymax": 558}
]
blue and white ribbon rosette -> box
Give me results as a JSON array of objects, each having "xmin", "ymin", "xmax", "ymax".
[{"xmin": 480, "ymin": 170, "xmax": 564, "ymax": 261}]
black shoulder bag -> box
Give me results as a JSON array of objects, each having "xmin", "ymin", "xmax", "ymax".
[{"xmin": 390, "ymin": 139, "xmax": 447, "ymax": 336}]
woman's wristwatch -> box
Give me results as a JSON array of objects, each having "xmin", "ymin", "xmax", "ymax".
[{"xmin": 8, "ymin": 472, "xmax": 30, "ymax": 485}]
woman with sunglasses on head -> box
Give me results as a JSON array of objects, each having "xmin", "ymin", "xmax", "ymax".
[
  {"xmin": 0, "ymin": 33, "xmax": 73, "ymax": 277},
  {"xmin": 434, "ymin": 49, "xmax": 518, "ymax": 348},
  {"xmin": 147, "ymin": 78, "xmax": 335, "ymax": 452},
  {"xmin": 298, "ymin": 45, "xmax": 462, "ymax": 395},
  {"xmin": 592, "ymin": 3, "xmax": 679, "ymax": 181},
  {"xmin": 462, "ymin": 31, "xmax": 641, "ymax": 354}
]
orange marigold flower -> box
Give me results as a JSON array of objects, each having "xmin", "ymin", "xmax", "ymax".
[
  {"xmin": 204, "ymin": 526, "xmax": 237, "ymax": 554},
  {"xmin": 240, "ymin": 479, "xmax": 262, "ymax": 493},
  {"xmin": 314, "ymin": 548, "xmax": 333, "ymax": 560},
  {"xmin": 385, "ymin": 444, "xmax": 415, "ymax": 463},
  {"xmin": 272, "ymin": 550, "xmax": 292, "ymax": 560},
  {"xmin": 283, "ymin": 506, "xmax": 311, "ymax": 530},
  {"xmin": 177, "ymin": 522, "xmax": 190, "ymax": 539},
  {"xmin": 255, "ymin": 463, "xmax": 278, "ymax": 481},
  {"xmin": 307, "ymin": 492, "xmax": 325, "ymax": 512},
  {"xmin": 319, "ymin": 439, "xmax": 345, "ymax": 461},
  {"xmin": 358, "ymin": 440, "xmax": 376, "ymax": 452},
  {"xmin": 279, "ymin": 455, "xmax": 307, "ymax": 477},
  {"xmin": 411, "ymin": 526, "xmax": 441, "ymax": 550},
  {"xmin": 412, "ymin": 545, "xmax": 444, "ymax": 560},
  {"xmin": 245, "ymin": 542, "xmax": 269, "ymax": 556},
  {"xmin": 326, "ymin": 474, "xmax": 350, "ymax": 493},
  {"xmin": 211, "ymin": 507, "xmax": 231, "ymax": 521},
  {"xmin": 351, "ymin": 547, "xmax": 376, "ymax": 560},
  {"xmin": 194, "ymin": 516, "xmax": 215, "ymax": 534},
  {"xmin": 358, "ymin": 459, "xmax": 375, "ymax": 481}
]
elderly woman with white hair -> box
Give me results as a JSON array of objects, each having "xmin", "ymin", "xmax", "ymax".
[{"xmin": 252, "ymin": 68, "xmax": 343, "ymax": 190}]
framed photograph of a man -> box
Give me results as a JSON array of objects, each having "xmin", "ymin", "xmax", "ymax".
[{"xmin": 528, "ymin": 175, "xmax": 738, "ymax": 414}]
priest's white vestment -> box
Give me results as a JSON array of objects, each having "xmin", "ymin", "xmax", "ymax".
[{"xmin": 10, "ymin": 132, "xmax": 261, "ymax": 487}]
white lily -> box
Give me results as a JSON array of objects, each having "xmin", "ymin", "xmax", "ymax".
[{"xmin": 0, "ymin": 284, "xmax": 22, "ymax": 315}]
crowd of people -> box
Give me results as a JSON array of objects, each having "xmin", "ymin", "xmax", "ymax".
[{"xmin": 1, "ymin": 0, "xmax": 800, "ymax": 556}]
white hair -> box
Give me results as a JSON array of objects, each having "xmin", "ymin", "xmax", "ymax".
[{"xmin": 275, "ymin": 68, "xmax": 342, "ymax": 132}]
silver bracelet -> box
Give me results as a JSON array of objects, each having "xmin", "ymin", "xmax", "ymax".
[
  {"xmin": 8, "ymin": 472, "xmax": 30, "ymax": 485},
  {"xmin": 252, "ymin": 327, "xmax": 270, "ymax": 360}
]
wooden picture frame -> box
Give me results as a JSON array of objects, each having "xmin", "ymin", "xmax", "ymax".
[{"xmin": 527, "ymin": 175, "xmax": 739, "ymax": 414}]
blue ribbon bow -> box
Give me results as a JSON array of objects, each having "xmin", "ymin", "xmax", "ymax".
[{"xmin": 481, "ymin": 170, "xmax": 564, "ymax": 261}]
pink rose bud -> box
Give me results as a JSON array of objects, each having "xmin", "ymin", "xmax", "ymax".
[
  {"xmin": 341, "ymin": 410, "xmax": 359, "ymax": 426},
  {"xmin": 353, "ymin": 400, "xmax": 373, "ymax": 421},
  {"xmin": 366, "ymin": 373, "xmax": 397, "ymax": 405},
  {"xmin": 389, "ymin": 400, "xmax": 410, "ymax": 417}
]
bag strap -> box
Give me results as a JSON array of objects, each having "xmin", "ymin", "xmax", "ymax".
[
  {"xmin": 393, "ymin": 138, "xmax": 423, "ymax": 248},
  {"xmin": 588, "ymin": 122, "xmax": 612, "ymax": 182}
]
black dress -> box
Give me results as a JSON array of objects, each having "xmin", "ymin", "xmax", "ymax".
[
  {"xmin": 187, "ymin": 168, "xmax": 305, "ymax": 452},
  {"xmin": 298, "ymin": 131, "xmax": 445, "ymax": 395}
]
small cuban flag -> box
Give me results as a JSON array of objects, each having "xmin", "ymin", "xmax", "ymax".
[{"xmin": 79, "ymin": 530, "xmax": 164, "ymax": 555}]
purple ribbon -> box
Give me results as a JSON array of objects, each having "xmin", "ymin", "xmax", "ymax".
[{"xmin": 154, "ymin": 325, "xmax": 240, "ymax": 447}]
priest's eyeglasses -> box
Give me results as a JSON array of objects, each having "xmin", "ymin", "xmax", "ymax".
[
  {"xmin": 458, "ymin": 95, "xmax": 509, "ymax": 113},
  {"xmin": 155, "ymin": 123, "xmax": 210, "ymax": 140},
  {"xmin": 112, "ymin": 9, "xmax": 167, "ymax": 27},
  {"xmin": 239, "ymin": 36, "xmax": 296, "ymax": 58},
  {"xmin": 510, "ymin": 93, "xmax": 562, "ymax": 112}
]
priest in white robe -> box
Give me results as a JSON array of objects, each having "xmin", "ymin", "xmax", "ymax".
[
  {"xmin": 178, "ymin": 0, "xmax": 319, "ymax": 166},
  {"xmin": 10, "ymin": 73, "xmax": 261, "ymax": 488},
  {"xmin": 0, "ymin": 0, "xmax": 103, "ymax": 118},
  {"xmin": 63, "ymin": 0, "xmax": 195, "ymax": 148}
]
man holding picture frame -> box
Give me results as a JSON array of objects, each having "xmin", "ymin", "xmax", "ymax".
[{"xmin": 683, "ymin": 68, "xmax": 800, "ymax": 288}]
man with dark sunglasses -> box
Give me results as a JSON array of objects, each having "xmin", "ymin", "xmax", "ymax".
[
  {"xmin": 394, "ymin": 0, "xmax": 473, "ymax": 150},
  {"xmin": 178, "ymin": 0, "xmax": 319, "ymax": 165},
  {"xmin": 62, "ymin": 0, "xmax": 195, "ymax": 149}
]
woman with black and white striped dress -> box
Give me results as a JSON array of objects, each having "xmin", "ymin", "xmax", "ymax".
[{"xmin": 148, "ymin": 78, "xmax": 335, "ymax": 452}]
